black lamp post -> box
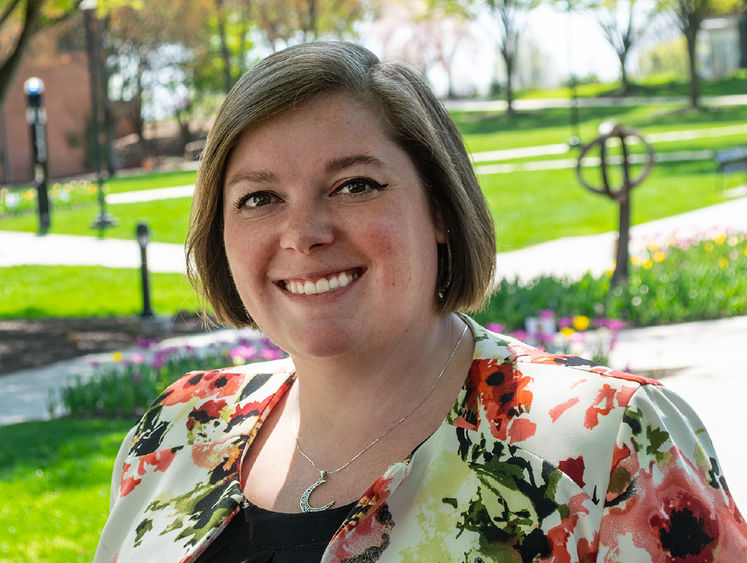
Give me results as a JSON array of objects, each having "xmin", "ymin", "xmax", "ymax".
[
  {"xmin": 136, "ymin": 222, "xmax": 154, "ymax": 318},
  {"xmin": 82, "ymin": 0, "xmax": 117, "ymax": 233},
  {"xmin": 23, "ymin": 77, "xmax": 51, "ymax": 234}
]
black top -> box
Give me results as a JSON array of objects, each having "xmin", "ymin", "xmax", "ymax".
[{"xmin": 196, "ymin": 499, "xmax": 357, "ymax": 563}]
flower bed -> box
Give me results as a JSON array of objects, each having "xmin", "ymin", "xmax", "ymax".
[
  {"xmin": 0, "ymin": 180, "xmax": 103, "ymax": 217},
  {"xmin": 50, "ymin": 334, "xmax": 287, "ymax": 419},
  {"xmin": 476, "ymin": 230, "xmax": 747, "ymax": 330}
]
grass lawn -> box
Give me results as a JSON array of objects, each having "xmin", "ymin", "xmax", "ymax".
[
  {"xmin": 0, "ymin": 198, "xmax": 192, "ymax": 244},
  {"xmin": 0, "ymin": 418, "xmax": 134, "ymax": 562},
  {"xmin": 104, "ymin": 169, "xmax": 196, "ymax": 194},
  {"xmin": 517, "ymin": 71, "xmax": 747, "ymax": 100},
  {"xmin": 1, "ymin": 266, "xmax": 199, "ymax": 318},
  {"xmin": 453, "ymin": 104, "xmax": 747, "ymax": 154}
]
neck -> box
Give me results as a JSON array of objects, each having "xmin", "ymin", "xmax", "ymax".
[{"xmin": 288, "ymin": 313, "xmax": 470, "ymax": 462}]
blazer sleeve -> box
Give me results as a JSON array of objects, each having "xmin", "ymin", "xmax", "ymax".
[
  {"xmin": 598, "ymin": 384, "xmax": 747, "ymax": 559},
  {"xmin": 109, "ymin": 425, "xmax": 137, "ymax": 511}
]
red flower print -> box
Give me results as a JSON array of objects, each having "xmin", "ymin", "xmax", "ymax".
[
  {"xmin": 466, "ymin": 359, "xmax": 537, "ymax": 443},
  {"xmin": 546, "ymin": 492, "xmax": 597, "ymax": 563},
  {"xmin": 549, "ymin": 397, "xmax": 580, "ymax": 422},
  {"xmin": 160, "ymin": 371, "xmax": 243, "ymax": 407},
  {"xmin": 584, "ymin": 384, "xmax": 637, "ymax": 429},
  {"xmin": 558, "ymin": 456, "xmax": 586, "ymax": 489}
]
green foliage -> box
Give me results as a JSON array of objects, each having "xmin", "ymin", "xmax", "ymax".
[
  {"xmin": 0, "ymin": 418, "xmax": 134, "ymax": 562},
  {"xmin": 0, "ymin": 266, "xmax": 199, "ymax": 318},
  {"xmin": 475, "ymin": 232, "xmax": 747, "ymax": 329}
]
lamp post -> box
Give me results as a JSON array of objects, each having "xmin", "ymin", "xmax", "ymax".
[
  {"xmin": 136, "ymin": 222, "xmax": 154, "ymax": 319},
  {"xmin": 24, "ymin": 77, "xmax": 51, "ymax": 234},
  {"xmin": 82, "ymin": 0, "xmax": 117, "ymax": 233}
]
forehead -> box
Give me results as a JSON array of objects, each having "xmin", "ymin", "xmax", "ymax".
[{"xmin": 224, "ymin": 92, "xmax": 402, "ymax": 175}]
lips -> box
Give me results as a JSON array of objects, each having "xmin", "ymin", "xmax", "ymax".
[{"xmin": 280, "ymin": 269, "xmax": 362, "ymax": 295}]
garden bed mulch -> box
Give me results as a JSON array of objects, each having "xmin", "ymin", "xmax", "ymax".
[{"xmin": 0, "ymin": 313, "xmax": 212, "ymax": 375}]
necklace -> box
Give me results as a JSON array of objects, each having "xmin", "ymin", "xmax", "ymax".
[{"xmin": 295, "ymin": 320, "xmax": 469, "ymax": 512}]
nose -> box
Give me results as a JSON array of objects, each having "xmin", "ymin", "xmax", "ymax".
[{"xmin": 279, "ymin": 201, "xmax": 334, "ymax": 254}]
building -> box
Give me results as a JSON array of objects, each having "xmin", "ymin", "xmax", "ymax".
[{"xmin": 0, "ymin": 19, "xmax": 94, "ymax": 185}]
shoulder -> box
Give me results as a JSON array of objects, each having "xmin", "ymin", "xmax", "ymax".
[
  {"xmin": 454, "ymin": 318, "xmax": 661, "ymax": 493},
  {"xmin": 128, "ymin": 357, "xmax": 295, "ymax": 456},
  {"xmin": 464, "ymin": 318, "xmax": 658, "ymax": 429}
]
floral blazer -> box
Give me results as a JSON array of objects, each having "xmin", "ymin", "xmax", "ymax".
[{"xmin": 95, "ymin": 318, "xmax": 747, "ymax": 562}]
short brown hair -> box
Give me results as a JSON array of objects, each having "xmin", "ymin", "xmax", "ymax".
[{"xmin": 187, "ymin": 41, "xmax": 495, "ymax": 328}]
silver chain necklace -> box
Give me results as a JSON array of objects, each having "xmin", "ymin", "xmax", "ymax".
[{"xmin": 295, "ymin": 321, "xmax": 469, "ymax": 512}]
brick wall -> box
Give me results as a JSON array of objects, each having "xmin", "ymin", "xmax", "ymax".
[{"xmin": 1, "ymin": 50, "xmax": 92, "ymax": 184}]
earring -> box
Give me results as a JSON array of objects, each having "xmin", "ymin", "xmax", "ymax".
[{"xmin": 437, "ymin": 234, "xmax": 453, "ymax": 301}]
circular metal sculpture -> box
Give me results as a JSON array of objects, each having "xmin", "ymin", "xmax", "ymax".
[{"xmin": 576, "ymin": 121, "xmax": 655, "ymax": 285}]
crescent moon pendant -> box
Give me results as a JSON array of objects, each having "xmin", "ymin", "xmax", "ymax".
[{"xmin": 300, "ymin": 470, "xmax": 334, "ymax": 513}]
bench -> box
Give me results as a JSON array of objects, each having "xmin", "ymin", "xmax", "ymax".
[{"xmin": 715, "ymin": 147, "xmax": 747, "ymax": 174}]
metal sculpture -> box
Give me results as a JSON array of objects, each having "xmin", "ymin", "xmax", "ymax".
[{"xmin": 576, "ymin": 121, "xmax": 655, "ymax": 285}]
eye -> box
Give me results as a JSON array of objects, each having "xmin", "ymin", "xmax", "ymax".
[
  {"xmin": 236, "ymin": 191, "xmax": 277, "ymax": 209},
  {"xmin": 334, "ymin": 177, "xmax": 389, "ymax": 197}
]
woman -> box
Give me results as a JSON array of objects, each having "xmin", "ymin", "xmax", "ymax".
[{"xmin": 96, "ymin": 42, "xmax": 747, "ymax": 562}]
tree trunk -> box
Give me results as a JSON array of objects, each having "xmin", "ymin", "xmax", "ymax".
[
  {"xmin": 619, "ymin": 52, "xmax": 629, "ymax": 95},
  {"xmin": 685, "ymin": 29, "xmax": 699, "ymax": 109},
  {"xmin": 215, "ymin": 0, "xmax": 233, "ymax": 93},
  {"xmin": 504, "ymin": 53, "xmax": 515, "ymax": 116},
  {"xmin": 0, "ymin": 0, "xmax": 43, "ymax": 108}
]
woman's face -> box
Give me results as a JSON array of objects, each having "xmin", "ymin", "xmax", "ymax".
[{"xmin": 222, "ymin": 92, "xmax": 444, "ymax": 360}]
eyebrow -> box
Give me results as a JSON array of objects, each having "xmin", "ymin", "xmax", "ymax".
[
  {"xmin": 323, "ymin": 154, "xmax": 386, "ymax": 174},
  {"xmin": 225, "ymin": 154, "xmax": 386, "ymax": 188},
  {"xmin": 225, "ymin": 169, "xmax": 277, "ymax": 187}
]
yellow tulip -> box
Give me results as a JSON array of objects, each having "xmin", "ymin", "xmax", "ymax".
[
  {"xmin": 572, "ymin": 315, "xmax": 590, "ymax": 331},
  {"xmin": 653, "ymin": 251, "xmax": 666, "ymax": 263},
  {"xmin": 560, "ymin": 327, "xmax": 575, "ymax": 338},
  {"xmin": 718, "ymin": 257, "xmax": 729, "ymax": 269}
]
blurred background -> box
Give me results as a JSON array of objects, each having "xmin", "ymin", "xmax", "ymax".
[{"xmin": 1, "ymin": 1, "xmax": 746, "ymax": 560}]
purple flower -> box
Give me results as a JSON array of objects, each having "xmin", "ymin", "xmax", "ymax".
[
  {"xmin": 511, "ymin": 330, "xmax": 529, "ymax": 341},
  {"xmin": 538, "ymin": 309, "xmax": 555, "ymax": 320},
  {"xmin": 486, "ymin": 322, "xmax": 506, "ymax": 334}
]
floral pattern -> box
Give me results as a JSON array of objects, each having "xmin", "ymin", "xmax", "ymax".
[{"xmin": 95, "ymin": 318, "xmax": 747, "ymax": 562}]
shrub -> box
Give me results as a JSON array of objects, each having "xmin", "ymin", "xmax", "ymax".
[
  {"xmin": 476, "ymin": 230, "xmax": 747, "ymax": 330},
  {"xmin": 49, "ymin": 336, "xmax": 286, "ymax": 419}
]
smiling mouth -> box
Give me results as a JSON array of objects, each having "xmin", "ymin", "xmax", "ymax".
[{"xmin": 279, "ymin": 269, "xmax": 363, "ymax": 296}]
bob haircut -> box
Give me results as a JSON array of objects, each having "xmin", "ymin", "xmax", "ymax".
[{"xmin": 187, "ymin": 41, "xmax": 496, "ymax": 328}]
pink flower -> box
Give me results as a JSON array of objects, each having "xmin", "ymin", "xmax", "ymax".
[{"xmin": 486, "ymin": 322, "xmax": 506, "ymax": 334}]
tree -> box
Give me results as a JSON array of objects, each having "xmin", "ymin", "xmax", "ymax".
[
  {"xmin": 483, "ymin": 0, "xmax": 539, "ymax": 116},
  {"xmin": 378, "ymin": 0, "xmax": 475, "ymax": 99},
  {"xmin": 0, "ymin": 0, "xmax": 83, "ymax": 108},
  {"xmin": 253, "ymin": 0, "xmax": 373, "ymax": 51},
  {"xmin": 589, "ymin": 0, "xmax": 648, "ymax": 94},
  {"xmin": 663, "ymin": 0, "xmax": 741, "ymax": 108}
]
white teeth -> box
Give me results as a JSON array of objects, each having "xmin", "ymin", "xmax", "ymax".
[
  {"xmin": 285, "ymin": 271, "xmax": 358, "ymax": 295},
  {"xmin": 316, "ymin": 278, "xmax": 330, "ymax": 293}
]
